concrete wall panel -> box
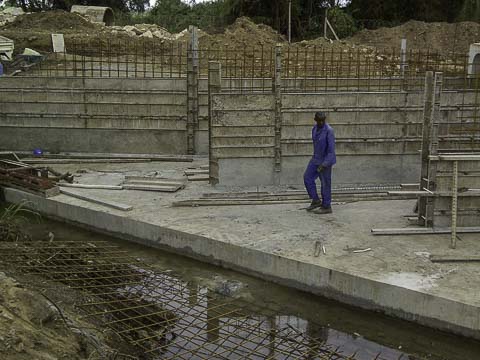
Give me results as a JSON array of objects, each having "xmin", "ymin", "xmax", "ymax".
[
  {"xmin": 218, "ymin": 158, "xmax": 275, "ymax": 186},
  {"xmin": 212, "ymin": 90, "xmax": 477, "ymax": 186},
  {"xmin": 280, "ymin": 155, "xmax": 420, "ymax": 186},
  {"xmin": 0, "ymin": 127, "xmax": 186, "ymax": 154},
  {"xmin": 0, "ymin": 76, "xmax": 191, "ymax": 155}
]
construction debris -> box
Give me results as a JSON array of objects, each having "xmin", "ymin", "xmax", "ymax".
[
  {"xmin": 70, "ymin": 5, "xmax": 114, "ymax": 26},
  {"xmin": 353, "ymin": 248, "xmax": 372, "ymax": 254},
  {"xmin": 0, "ymin": 7, "xmax": 24, "ymax": 27},
  {"xmin": 344, "ymin": 246, "xmax": 373, "ymax": 253},
  {"xmin": 0, "ymin": 160, "xmax": 59, "ymax": 197},
  {"xmin": 110, "ymin": 23, "xmax": 186, "ymax": 40},
  {"xmin": 0, "ymin": 34, "xmax": 13, "ymax": 60}
]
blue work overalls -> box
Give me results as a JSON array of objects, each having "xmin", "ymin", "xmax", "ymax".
[{"xmin": 303, "ymin": 123, "xmax": 336, "ymax": 207}]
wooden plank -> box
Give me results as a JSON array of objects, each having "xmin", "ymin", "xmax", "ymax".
[
  {"xmin": 389, "ymin": 190, "xmax": 480, "ymax": 197},
  {"xmin": 400, "ymin": 183, "xmax": 419, "ymax": 189},
  {"xmin": 22, "ymin": 159, "xmax": 151, "ymax": 164},
  {"xmin": 179, "ymin": 194, "xmax": 416, "ymax": 207},
  {"xmin": 0, "ymin": 159, "xmax": 31, "ymax": 168},
  {"xmin": 123, "ymin": 184, "xmax": 182, "ymax": 192},
  {"xmin": 173, "ymin": 199, "xmax": 315, "ymax": 207},
  {"xmin": 187, "ymin": 174, "xmax": 210, "ymax": 182},
  {"xmin": 124, "ymin": 180, "xmax": 185, "ymax": 187},
  {"xmin": 202, "ymin": 191, "xmax": 271, "ymax": 199},
  {"xmin": 438, "ymin": 155, "xmax": 480, "ymax": 161},
  {"xmin": 430, "ymin": 255, "xmax": 480, "ymax": 263},
  {"xmin": 200, "ymin": 192, "xmax": 394, "ymax": 201},
  {"xmin": 15, "ymin": 152, "xmax": 193, "ymax": 162},
  {"xmin": 124, "ymin": 176, "xmax": 185, "ymax": 186},
  {"xmin": 59, "ymin": 183, "xmax": 123, "ymax": 190},
  {"xmin": 371, "ymin": 227, "xmax": 480, "ymax": 235},
  {"xmin": 185, "ymin": 169, "xmax": 209, "ymax": 176},
  {"xmin": 60, "ymin": 189, "xmax": 132, "ymax": 211},
  {"xmin": 389, "ymin": 191, "xmax": 432, "ymax": 196}
]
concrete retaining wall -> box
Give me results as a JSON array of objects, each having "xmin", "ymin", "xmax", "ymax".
[
  {"xmin": 4, "ymin": 187, "xmax": 480, "ymax": 341},
  {"xmin": 211, "ymin": 91, "xmax": 480, "ymax": 186},
  {"xmin": 0, "ymin": 76, "xmax": 211, "ymax": 155}
]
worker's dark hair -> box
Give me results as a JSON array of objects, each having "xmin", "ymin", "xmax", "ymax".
[{"xmin": 315, "ymin": 111, "xmax": 326, "ymax": 120}]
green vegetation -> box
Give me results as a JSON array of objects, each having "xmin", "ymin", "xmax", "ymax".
[
  {"xmin": 136, "ymin": 0, "xmax": 235, "ymax": 33},
  {"xmin": 0, "ymin": 201, "xmax": 40, "ymax": 242},
  {"xmin": 4, "ymin": 0, "xmax": 480, "ymax": 39}
]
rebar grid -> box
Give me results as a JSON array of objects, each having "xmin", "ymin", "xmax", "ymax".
[
  {"xmin": 14, "ymin": 40, "xmax": 476, "ymax": 93},
  {"xmin": 0, "ymin": 240, "xmax": 396, "ymax": 360},
  {"xmin": 454, "ymin": 74, "xmax": 480, "ymax": 144}
]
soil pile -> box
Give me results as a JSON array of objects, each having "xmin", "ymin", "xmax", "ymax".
[
  {"xmin": 0, "ymin": 270, "xmax": 136, "ymax": 359},
  {"xmin": 0, "ymin": 272, "xmax": 83, "ymax": 359},
  {"xmin": 2, "ymin": 11, "xmax": 479, "ymax": 56},
  {"xmin": 348, "ymin": 20, "xmax": 480, "ymax": 54},
  {"xmin": 201, "ymin": 17, "xmax": 285, "ymax": 48},
  {"xmin": 0, "ymin": 7, "xmax": 25, "ymax": 27},
  {"xmin": 3, "ymin": 10, "xmax": 96, "ymax": 33}
]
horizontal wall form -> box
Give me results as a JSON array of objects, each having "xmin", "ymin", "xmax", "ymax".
[
  {"xmin": 211, "ymin": 90, "xmax": 480, "ymax": 186},
  {"xmin": 433, "ymin": 159, "xmax": 480, "ymax": 227},
  {"xmin": 0, "ymin": 76, "xmax": 275, "ymax": 156},
  {"xmin": 0, "ymin": 76, "xmax": 210, "ymax": 155}
]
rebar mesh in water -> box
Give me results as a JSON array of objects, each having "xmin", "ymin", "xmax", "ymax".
[{"xmin": 0, "ymin": 240, "xmax": 401, "ymax": 360}]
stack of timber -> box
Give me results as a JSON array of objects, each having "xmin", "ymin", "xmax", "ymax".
[
  {"xmin": 172, "ymin": 186, "xmax": 414, "ymax": 207},
  {"xmin": 185, "ymin": 166, "xmax": 209, "ymax": 182}
]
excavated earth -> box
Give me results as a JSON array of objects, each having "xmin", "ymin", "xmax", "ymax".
[{"xmin": 2, "ymin": 10, "xmax": 480, "ymax": 55}]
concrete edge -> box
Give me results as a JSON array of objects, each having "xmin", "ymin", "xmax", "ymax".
[{"xmin": 3, "ymin": 188, "xmax": 479, "ymax": 340}]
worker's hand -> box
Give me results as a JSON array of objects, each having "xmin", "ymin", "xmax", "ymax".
[{"xmin": 317, "ymin": 165, "xmax": 325, "ymax": 173}]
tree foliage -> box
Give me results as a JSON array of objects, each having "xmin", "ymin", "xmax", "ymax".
[
  {"xmin": 347, "ymin": 0, "xmax": 466, "ymax": 24},
  {"xmin": 6, "ymin": 0, "xmax": 149, "ymax": 12},
  {"xmin": 140, "ymin": 0, "xmax": 234, "ymax": 32},
  {"xmin": 458, "ymin": 0, "xmax": 480, "ymax": 21},
  {"xmin": 3, "ymin": 0, "xmax": 480, "ymax": 39}
]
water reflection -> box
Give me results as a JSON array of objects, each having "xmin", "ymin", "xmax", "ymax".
[{"xmin": 126, "ymin": 269, "xmax": 408, "ymax": 359}]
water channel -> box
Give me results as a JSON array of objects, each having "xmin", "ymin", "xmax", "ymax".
[{"xmin": 21, "ymin": 217, "xmax": 480, "ymax": 360}]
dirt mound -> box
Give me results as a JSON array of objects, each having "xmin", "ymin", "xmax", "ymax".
[
  {"xmin": 201, "ymin": 17, "xmax": 285, "ymax": 48},
  {"xmin": 0, "ymin": 271, "xmax": 134, "ymax": 359},
  {"xmin": 0, "ymin": 272, "xmax": 82, "ymax": 359},
  {"xmin": 348, "ymin": 20, "xmax": 480, "ymax": 54},
  {"xmin": 3, "ymin": 10, "xmax": 97, "ymax": 33}
]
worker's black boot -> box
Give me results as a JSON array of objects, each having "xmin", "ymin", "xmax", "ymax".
[
  {"xmin": 316, "ymin": 206, "xmax": 333, "ymax": 214},
  {"xmin": 306, "ymin": 200, "xmax": 322, "ymax": 211}
]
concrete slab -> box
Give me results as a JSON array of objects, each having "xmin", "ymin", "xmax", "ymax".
[{"xmin": 3, "ymin": 160, "xmax": 480, "ymax": 340}]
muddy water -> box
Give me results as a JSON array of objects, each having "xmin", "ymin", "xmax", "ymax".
[{"xmin": 26, "ymin": 218, "xmax": 480, "ymax": 360}]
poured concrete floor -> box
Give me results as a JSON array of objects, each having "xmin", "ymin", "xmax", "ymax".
[{"xmin": 4, "ymin": 159, "xmax": 480, "ymax": 340}]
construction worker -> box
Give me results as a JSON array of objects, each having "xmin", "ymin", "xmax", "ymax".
[{"xmin": 304, "ymin": 111, "xmax": 336, "ymax": 213}]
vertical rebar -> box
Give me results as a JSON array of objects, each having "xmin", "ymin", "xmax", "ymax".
[
  {"xmin": 99, "ymin": 39, "xmax": 103, "ymax": 78},
  {"xmin": 450, "ymin": 160, "xmax": 458, "ymax": 249}
]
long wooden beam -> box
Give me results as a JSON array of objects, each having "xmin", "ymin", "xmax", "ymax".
[
  {"xmin": 371, "ymin": 227, "xmax": 480, "ymax": 235},
  {"xmin": 60, "ymin": 189, "xmax": 132, "ymax": 211}
]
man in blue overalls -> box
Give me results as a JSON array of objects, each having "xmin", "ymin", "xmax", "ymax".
[{"xmin": 304, "ymin": 111, "xmax": 336, "ymax": 213}]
